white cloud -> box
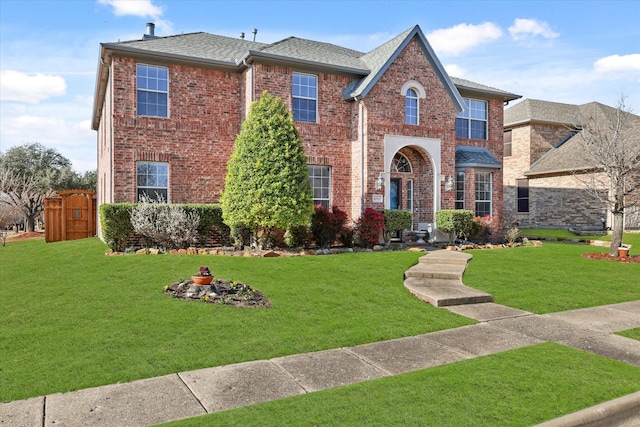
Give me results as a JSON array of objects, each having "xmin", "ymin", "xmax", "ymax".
[
  {"xmin": 98, "ymin": 0, "xmax": 173, "ymax": 35},
  {"xmin": 509, "ymin": 18, "xmax": 559, "ymax": 41},
  {"xmin": 0, "ymin": 70, "xmax": 67, "ymax": 103},
  {"xmin": 97, "ymin": 0, "xmax": 163, "ymax": 18},
  {"xmin": 444, "ymin": 64, "xmax": 467, "ymax": 78},
  {"xmin": 427, "ymin": 22, "xmax": 502, "ymax": 56},
  {"xmin": 594, "ymin": 54, "xmax": 640, "ymax": 74}
]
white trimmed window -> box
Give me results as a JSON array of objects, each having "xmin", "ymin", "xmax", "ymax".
[
  {"xmin": 137, "ymin": 64, "xmax": 168, "ymax": 118},
  {"xmin": 292, "ymin": 73, "xmax": 317, "ymax": 123},
  {"xmin": 405, "ymin": 88, "xmax": 418, "ymax": 125},
  {"xmin": 455, "ymin": 171, "xmax": 465, "ymax": 210},
  {"xmin": 308, "ymin": 165, "xmax": 330, "ymax": 209},
  {"xmin": 456, "ymin": 98, "xmax": 488, "ymax": 139},
  {"xmin": 392, "ymin": 152, "xmax": 413, "ymax": 173},
  {"xmin": 475, "ymin": 172, "xmax": 492, "ymax": 217},
  {"xmin": 137, "ymin": 161, "xmax": 169, "ymax": 202}
]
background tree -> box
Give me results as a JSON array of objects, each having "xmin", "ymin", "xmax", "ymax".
[
  {"xmin": 221, "ymin": 91, "xmax": 313, "ymax": 249},
  {"xmin": 574, "ymin": 96, "xmax": 640, "ymax": 255},
  {"xmin": 0, "ymin": 143, "xmax": 96, "ymax": 231}
]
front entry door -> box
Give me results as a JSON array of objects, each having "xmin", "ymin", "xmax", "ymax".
[{"xmin": 390, "ymin": 178, "xmax": 401, "ymax": 210}]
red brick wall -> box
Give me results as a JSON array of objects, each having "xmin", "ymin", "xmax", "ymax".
[
  {"xmin": 455, "ymin": 97, "xmax": 506, "ymax": 231},
  {"xmin": 362, "ymin": 36, "xmax": 459, "ymax": 217},
  {"xmin": 253, "ymin": 64, "xmax": 355, "ymax": 217},
  {"xmin": 110, "ymin": 57, "xmax": 242, "ymax": 204}
]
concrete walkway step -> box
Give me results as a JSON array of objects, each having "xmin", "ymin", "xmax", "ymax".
[
  {"xmin": 404, "ymin": 277, "xmax": 493, "ymax": 307},
  {"xmin": 404, "ymin": 250, "xmax": 493, "ymax": 306}
]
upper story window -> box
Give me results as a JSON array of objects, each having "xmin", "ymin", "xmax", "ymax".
[
  {"xmin": 405, "ymin": 89, "xmax": 418, "ymax": 125},
  {"xmin": 456, "ymin": 98, "xmax": 487, "ymax": 140},
  {"xmin": 292, "ymin": 73, "xmax": 317, "ymax": 123},
  {"xmin": 137, "ymin": 161, "xmax": 169, "ymax": 202},
  {"xmin": 137, "ymin": 64, "xmax": 168, "ymax": 118},
  {"xmin": 504, "ymin": 130, "xmax": 512, "ymax": 157},
  {"xmin": 392, "ymin": 152, "xmax": 413, "ymax": 173},
  {"xmin": 400, "ymin": 80, "xmax": 425, "ymax": 126}
]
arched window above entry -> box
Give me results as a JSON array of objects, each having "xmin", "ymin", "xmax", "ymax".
[
  {"xmin": 392, "ymin": 152, "xmax": 413, "ymax": 173},
  {"xmin": 400, "ymin": 81, "xmax": 426, "ymax": 126}
]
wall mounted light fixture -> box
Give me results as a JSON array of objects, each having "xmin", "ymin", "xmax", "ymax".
[
  {"xmin": 444, "ymin": 176, "xmax": 454, "ymax": 192},
  {"xmin": 375, "ymin": 173, "xmax": 384, "ymax": 190}
]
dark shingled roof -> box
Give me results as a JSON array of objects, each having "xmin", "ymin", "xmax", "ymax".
[
  {"xmin": 525, "ymin": 102, "xmax": 640, "ymax": 176},
  {"xmin": 93, "ymin": 25, "xmax": 520, "ymax": 129},
  {"xmin": 456, "ymin": 146, "xmax": 501, "ymax": 169}
]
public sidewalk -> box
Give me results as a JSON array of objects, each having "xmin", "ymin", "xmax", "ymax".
[{"xmin": 2, "ymin": 250, "xmax": 640, "ymax": 427}]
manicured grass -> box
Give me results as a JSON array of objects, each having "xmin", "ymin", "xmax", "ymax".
[
  {"xmin": 521, "ymin": 228, "xmax": 640, "ymax": 248},
  {"xmin": 161, "ymin": 343, "xmax": 640, "ymax": 427},
  {"xmin": 463, "ymin": 242, "xmax": 640, "ymax": 314},
  {"xmin": 617, "ymin": 328, "xmax": 640, "ymax": 341},
  {"xmin": 0, "ymin": 238, "xmax": 473, "ymax": 402}
]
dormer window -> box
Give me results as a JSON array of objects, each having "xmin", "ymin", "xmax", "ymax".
[{"xmin": 405, "ymin": 89, "xmax": 418, "ymax": 125}]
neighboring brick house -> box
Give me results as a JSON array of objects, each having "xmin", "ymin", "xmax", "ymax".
[
  {"xmin": 503, "ymin": 99, "xmax": 640, "ymax": 230},
  {"xmin": 92, "ymin": 23, "xmax": 519, "ymax": 240}
]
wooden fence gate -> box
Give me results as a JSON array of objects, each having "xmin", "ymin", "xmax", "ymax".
[{"xmin": 44, "ymin": 190, "xmax": 96, "ymax": 242}]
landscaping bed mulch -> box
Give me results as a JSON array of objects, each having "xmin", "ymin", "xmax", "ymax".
[
  {"xmin": 164, "ymin": 279, "xmax": 272, "ymax": 307},
  {"xmin": 582, "ymin": 252, "xmax": 640, "ymax": 263}
]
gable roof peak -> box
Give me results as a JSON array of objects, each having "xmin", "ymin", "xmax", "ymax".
[{"xmin": 344, "ymin": 24, "xmax": 465, "ymax": 111}]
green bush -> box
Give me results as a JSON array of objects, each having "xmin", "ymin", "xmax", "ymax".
[
  {"xmin": 436, "ymin": 209, "xmax": 474, "ymax": 243},
  {"xmin": 382, "ymin": 209, "xmax": 413, "ymax": 245},
  {"xmin": 100, "ymin": 203, "xmax": 229, "ymax": 250},
  {"xmin": 99, "ymin": 203, "xmax": 134, "ymax": 251},
  {"xmin": 183, "ymin": 204, "xmax": 230, "ymax": 246}
]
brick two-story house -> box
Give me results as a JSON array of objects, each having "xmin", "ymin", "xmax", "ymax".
[
  {"xmin": 503, "ymin": 99, "xmax": 640, "ymax": 231},
  {"xmin": 92, "ymin": 23, "xmax": 519, "ymax": 240}
]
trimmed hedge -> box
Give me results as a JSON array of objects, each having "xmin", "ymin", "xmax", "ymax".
[
  {"xmin": 435, "ymin": 209, "xmax": 474, "ymax": 242},
  {"xmin": 99, "ymin": 203, "xmax": 230, "ymax": 251},
  {"xmin": 382, "ymin": 209, "xmax": 413, "ymax": 244}
]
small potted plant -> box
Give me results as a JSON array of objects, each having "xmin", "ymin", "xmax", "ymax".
[
  {"xmin": 618, "ymin": 245, "xmax": 631, "ymax": 257},
  {"xmin": 191, "ymin": 266, "xmax": 214, "ymax": 285}
]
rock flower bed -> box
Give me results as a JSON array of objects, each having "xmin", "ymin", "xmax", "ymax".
[{"xmin": 164, "ymin": 278, "xmax": 272, "ymax": 307}]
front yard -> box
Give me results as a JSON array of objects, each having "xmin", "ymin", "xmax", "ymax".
[{"xmin": 1, "ymin": 235, "xmax": 639, "ymax": 425}]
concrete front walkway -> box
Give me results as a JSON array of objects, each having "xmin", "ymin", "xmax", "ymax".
[{"xmin": 2, "ymin": 250, "xmax": 640, "ymax": 427}]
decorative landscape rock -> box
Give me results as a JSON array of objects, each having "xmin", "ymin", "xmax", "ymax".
[{"xmin": 164, "ymin": 279, "xmax": 272, "ymax": 308}]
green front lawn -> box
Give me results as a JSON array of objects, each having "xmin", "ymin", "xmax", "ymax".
[
  {"xmin": 0, "ymin": 238, "xmax": 471, "ymax": 402},
  {"xmin": 162, "ymin": 343, "xmax": 640, "ymax": 427},
  {"xmin": 617, "ymin": 328, "xmax": 640, "ymax": 341},
  {"xmin": 463, "ymin": 242, "xmax": 640, "ymax": 314},
  {"xmin": 520, "ymin": 228, "xmax": 640, "ymax": 248}
]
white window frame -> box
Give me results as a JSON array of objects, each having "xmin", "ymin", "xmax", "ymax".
[
  {"xmin": 308, "ymin": 165, "xmax": 331, "ymax": 209},
  {"xmin": 392, "ymin": 152, "xmax": 413, "ymax": 173},
  {"xmin": 292, "ymin": 72, "xmax": 318, "ymax": 123},
  {"xmin": 407, "ymin": 179, "xmax": 414, "ymax": 213},
  {"xmin": 475, "ymin": 171, "xmax": 492, "ymax": 217},
  {"xmin": 405, "ymin": 88, "xmax": 419, "ymax": 125},
  {"xmin": 136, "ymin": 161, "xmax": 169, "ymax": 202},
  {"xmin": 456, "ymin": 98, "xmax": 488, "ymax": 140},
  {"xmin": 136, "ymin": 64, "xmax": 169, "ymax": 118},
  {"xmin": 455, "ymin": 171, "xmax": 465, "ymax": 210}
]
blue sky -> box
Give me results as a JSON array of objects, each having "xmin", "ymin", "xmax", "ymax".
[{"xmin": 1, "ymin": 0, "xmax": 639, "ymax": 173}]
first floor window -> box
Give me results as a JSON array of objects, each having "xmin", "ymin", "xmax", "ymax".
[
  {"xmin": 137, "ymin": 161, "xmax": 169, "ymax": 202},
  {"xmin": 407, "ymin": 179, "xmax": 414, "ymax": 212},
  {"xmin": 137, "ymin": 64, "xmax": 168, "ymax": 118},
  {"xmin": 308, "ymin": 165, "xmax": 330, "ymax": 209},
  {"xmin": 475, "ymin": 171, "xmax": 492, "ymax": 217},
  {"xmin": 455, "ymin": 171, "xmax": 465, "ymax": 210},
  {"xmin": 517, "ymin": 179, "xmax": 529, "ymax": 213}
]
